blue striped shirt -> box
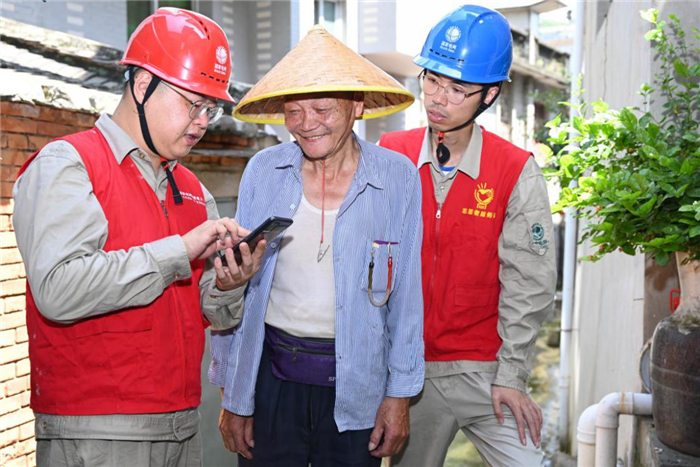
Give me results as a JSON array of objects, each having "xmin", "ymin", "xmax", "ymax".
[{"xmin": 209, "ymin": 136, "xmax": 424, "ymax": 432}]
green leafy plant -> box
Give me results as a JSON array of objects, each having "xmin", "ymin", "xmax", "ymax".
[
  {"xmin": 531, "ymin": 87, "xmax": 569, "ymax": 156},
  {"xmin": 544, "ymin": 9, "xmax": 700, "ymax": 266}
]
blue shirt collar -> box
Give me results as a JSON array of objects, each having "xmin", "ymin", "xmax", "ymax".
[{"xmin": 274, "ymin": 134, "xmax": 384, "ymax": 190}]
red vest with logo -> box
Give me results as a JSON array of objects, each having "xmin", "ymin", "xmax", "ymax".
[
  {"xmin": 379, "ymin": 127, "xmax": 529, "ymax": 361},
  {"xmin": 18, "ymin": 128, "xmax": 208, "ymax": 415}
]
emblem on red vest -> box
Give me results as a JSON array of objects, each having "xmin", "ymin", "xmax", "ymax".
[
  {"xmin": 462, "ymin": 183, "xmax": 497, "ymax": 219},
  {"xmin": 474, "ymin": 183, "xmax": 494, "ymax": 209}
]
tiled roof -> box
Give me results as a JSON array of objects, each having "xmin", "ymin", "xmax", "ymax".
[{"xmin": 0, "ymin": 17, "xmax": 263, "ymax": 138}]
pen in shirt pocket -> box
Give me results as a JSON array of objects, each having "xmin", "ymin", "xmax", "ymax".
[{"xmin": 367, "ymin": 241, "xmax": 399, "ymax": 307}]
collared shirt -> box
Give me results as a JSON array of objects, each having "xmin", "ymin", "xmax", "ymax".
[
  {"xmin": 419, "ymin": 123, "xmax": 483, "ymax": 201},
  {"xmin": 209, "ymin": 136, "xmax": 425, "ymax": 432},
  {"xmin": 13, "ymin": 114, "xmax": 244, "ymax": 438},
  {"xmin": 417, "ymin": 126, "xmax": 556, "ymax": 392}
]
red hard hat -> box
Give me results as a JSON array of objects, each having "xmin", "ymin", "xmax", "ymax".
[{"xmin": 119, "ymin": 8, "xmax": 235, "ymax": 103}]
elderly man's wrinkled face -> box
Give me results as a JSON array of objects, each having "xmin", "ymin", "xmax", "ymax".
[{"xmin": 283, "ymin": 94, "xmax": 363, "ymax": 160}]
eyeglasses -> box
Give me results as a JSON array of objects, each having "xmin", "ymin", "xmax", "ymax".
[
  {"xmin": 421, "ymin": 72, "xmax": 484, "ymax": 106},
  {"xmin": 161, "ymin": 81, "xmax": 224, "ymax": 124}
]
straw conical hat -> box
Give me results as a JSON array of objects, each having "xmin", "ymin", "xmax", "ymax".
[{"xmin": 233, "ymin": 26, "xmax": 415, "ymax": 124}]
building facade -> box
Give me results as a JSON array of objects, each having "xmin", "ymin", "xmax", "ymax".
[{"xmin": 2, "ymin": 0, "xmax": 570, "ymax": 148}]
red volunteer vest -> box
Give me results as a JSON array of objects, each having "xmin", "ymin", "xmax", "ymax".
[
  {"xmin": 18, "ymin": 128, "xmax": 208, "ymax": 415},
  {"xmin": 380, "ymin": 127, "xmax": 529, "ymax": 362}
]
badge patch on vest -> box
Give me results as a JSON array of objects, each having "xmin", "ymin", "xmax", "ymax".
[{"xmin": 461, "ymin": 183, "xmax": 497, "ymax": 219}]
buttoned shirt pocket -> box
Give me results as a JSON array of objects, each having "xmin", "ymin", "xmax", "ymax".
[{"xmin": 359, "ymin": 240, "xmax": 400, "ymax": 294}]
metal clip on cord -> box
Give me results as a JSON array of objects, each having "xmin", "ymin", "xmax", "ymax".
[
  {"xmin": 436, "ymin": 131, "xmax": 450, "ymax": 165},
  {"xmin": 367, "ymin": 243, "xmax": 394, "ymax": 307}
]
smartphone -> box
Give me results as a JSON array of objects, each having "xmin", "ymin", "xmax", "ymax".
[{"xmin": 218, "ymin": 216, "xmax": 293, "ymax": 267}]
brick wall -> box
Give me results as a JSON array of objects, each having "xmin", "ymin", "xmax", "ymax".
[
  {"xmin": 0, "ymin": 98, "xmax": 255, "ymax": 467},
  {"xmin": 182, "ymin": 130, "xmax": 254, "ymax": 172},
  {"xmin": 1, "ymin": 100, "xmax": 98, "ymax": 467}
]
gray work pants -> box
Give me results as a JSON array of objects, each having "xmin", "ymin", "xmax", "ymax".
[
  {"xmin": 36, "ymin": 431, "xmax": 202, "ymax": 467},
  {"xmin": 391, "ymin": 372, "xmax": 543, "ymax": 467},
  {"xmin": 35, "ymin": 409, "xmax": 202, "ymax": 467}
]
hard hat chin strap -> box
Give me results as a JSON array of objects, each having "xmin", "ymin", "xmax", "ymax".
[
  {"xmin": 432, "ymin": 82, "xmax": 503, "ymax": 165},
  {"xmin": 128, "ymin": 66, "xmax": 162, "ymax": 157},
  {"xmin": 128, "ymin": 66, "xmax": 183, "ymax": 205}
]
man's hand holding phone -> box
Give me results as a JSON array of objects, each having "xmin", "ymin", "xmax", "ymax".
[
  {"xmin": 214, "ymin": 223, "xmax": 267, "ymax": 291},
  {"xmin": 182, "ymin": 217, "xmax": 239, "ymax": 262},
  {"xmin": 180, "ymin": 217, "xmax": 266, "ymax": 291},
  {"xmin": 211, "ymin": 217, "xmax": 293, "ymax": 291}
]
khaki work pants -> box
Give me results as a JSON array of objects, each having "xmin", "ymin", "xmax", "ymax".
[
  {"xmin": 391, "ymin": 372, "xmax": 543, "ymax": 467},
  {"xmin": 36, "ymin": 431, "xmax": 202, "ymax": 467}
]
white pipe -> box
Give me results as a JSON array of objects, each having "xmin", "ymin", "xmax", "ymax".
[
  {"xmin": 529, "ymin": 11, "xmax": 538, "ymax": 65},
  {"xmin": 346, "ymin": 0, "xmax": 366, "ymax": 140},
  {"xmin": 576, "ymin": 393, "xmax": 654, "ymax": 467},
  {"xmin": 595, "ymin": 392, "xmax": 652, "ymax": 467},
  {"xmin": 577, "ymin": 403, "xmax": 598, "ymax": 467},
  {"xmin": 576, "ymin": 393, "xmax": 653, "ymax": 466},
  {"xmin": 559, "ymin": 0, "xmax": 585, "ymax": 453},
  {"xmin": 318, "ymin": 0, "xmax": 325, "ymax": 25}
]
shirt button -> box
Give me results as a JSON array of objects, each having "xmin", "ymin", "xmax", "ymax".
[
  {"xmin": 337, "ymin": 305, "xmax": 343, "ymax": 311},
  {"xmin": 337, "ymin": 354, "xmax": 342, "ymax": 360},
  {"xmin": 270, "ymin": 242, "xmax": 277, "ymax": 249},
  {"xmin": 174, "ymin": 273, "xmax": 180, "ymax": 280},
  {"xmin": 335, "ymin": 257, "xmax": 340, "ymax": 263},
  {"xmin": 290, "ymin": 204, "xmax": 296, "ymax": 209}
]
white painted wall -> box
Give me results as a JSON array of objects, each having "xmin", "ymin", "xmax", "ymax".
[
  {"xmin": 217, "ymin": 0, "xmax": 249, "ymax": 83},
  {"xmin": 0, "ymin": 0, "xmax": 127, "ymax": 49},
  {"xmin": 502, "ymin": 9, "xmax": 530, "ymax": 32}
]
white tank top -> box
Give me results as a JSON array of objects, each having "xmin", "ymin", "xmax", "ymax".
[{"xmin": 264, "ymin": 194, "xmax": 338, "ymax": 338}]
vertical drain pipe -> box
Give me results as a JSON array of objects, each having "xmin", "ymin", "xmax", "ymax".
[
  {"xmin": 595, "ymin": 392, "xmax": 652, "ymax": 467},
  {"xmin": 559, "ymin": 0, "xmax": 585, "ymax": 453},
  {"xmin": 577, "ymin": 404, "xmax": 598, "ymax": 467}
]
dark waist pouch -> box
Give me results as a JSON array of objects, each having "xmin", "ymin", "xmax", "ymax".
[{"xmin": 264, "ymin": 325, "xmax": 336, "ymax": 387}]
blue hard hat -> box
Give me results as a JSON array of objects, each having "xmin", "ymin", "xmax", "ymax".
[{"xmin": 414, "ymin": 4, "xmax": 513, "ymax": 83}]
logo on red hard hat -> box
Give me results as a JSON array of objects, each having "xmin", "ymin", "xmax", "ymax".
[{"xmin": 216, "ymin": 46, "xmax": 228, "ymax": 65}]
